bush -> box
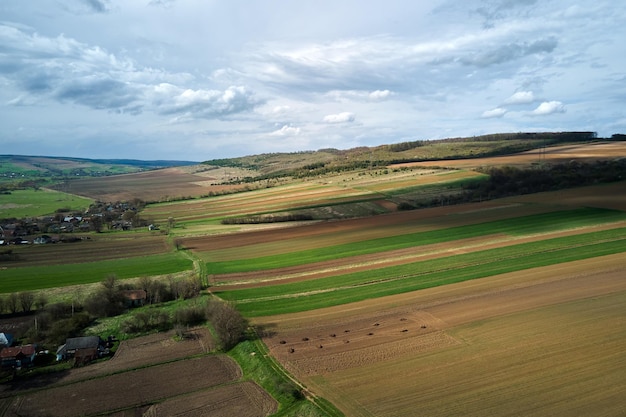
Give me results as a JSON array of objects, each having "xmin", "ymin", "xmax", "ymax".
[
  {"xmin": 173, "ymin": 306, "xmax": 206, "ymax": 326},
  {"xmin": 121, "ymin": 310, "xmax": 171, "ymax": 334},
  {"xmin": 206, "ymin": 300, "xmax": 248, "ymax": 351}
]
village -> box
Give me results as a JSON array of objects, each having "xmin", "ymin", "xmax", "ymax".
[{"xmin": 0, "ymin": 200, "xmax": 154, "ymax": 246}]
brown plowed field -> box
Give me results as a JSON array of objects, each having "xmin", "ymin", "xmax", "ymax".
[
  {"xmin": 146, "ymin": 381, "xmax": 278, "ymax": 417},
  {"xmin": 60, "ymin": 168, "xmax": 208, "ymax": 201},
  {"xmin": 5, "ymin": 355, "xmax": 243, "ymax": 417},
  {"xmin": 185, "ymin": 199, "xmax": 550, "ymax": 255},
  {"xmin": 253, "ymin": 253, "xmax": 626, "ymax": 417},
  {"xmin": 5, "ymin": 234, "xmax": 171, "ymax": 266},
  {"xmin": 54, "ymin": 327, "xmax": 215, "ymax": 384},
  {"xmin": 0, "ymin": 330, "xmax": 277, "ymax": 417}
]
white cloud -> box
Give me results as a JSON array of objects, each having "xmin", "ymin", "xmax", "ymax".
[
  {"xmin": 323, "ymin": 112, "xmax": 355, "ymax": 123},
  {"xmin": 153, "ymin": 85, "xmax": 260, "ymax": 119},
  {"xmin": 270, "ymin": 124, "xmax": 301, "ymax": 136},
  {"xmin": 482, "ymin": 108, "xmax": 507, "ymax": 118},
  {"xmin": 369, "ymin": 90, "xmax": 392, "ymax": 101},
  {"xmin": 504, "ymin": 91, "xmax": 535, "ymax": 104},
  {"xmin": 531, "ymin": 101, "xmax": 565, "ymax": 116}
]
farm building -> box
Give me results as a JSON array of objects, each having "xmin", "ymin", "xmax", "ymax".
[
  {"xmin": 0, "ymin": 344, "xmax": 37, "ymax": 369},
  {"xmin": 0, "ymin": 333, "xmax": 13, "ymax": 348},
  {"xmin": 121, "ymin": 289, "xmax": 147, "ymax": 307},
  {"xmin": 56, "ymin": 336, "xmax": 106, "ymax": 362}
]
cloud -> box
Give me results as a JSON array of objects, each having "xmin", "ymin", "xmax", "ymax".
[
  {"xmin": 0, "ymin": 24, "xmax": 260, "ymax": 119},
  {"xmin": 461, "ymin": 37, "xmax": 557, "ymax": 67},
  {"xmin": 81, "ymin": 0, "xmax": 111, "ymax": 13},
  {"xmin": 531, "ymin": 101, "xmax": 565, "ymax": 115},
  {"xmin": 55, "ymin": 76, "xmax": 142, "ymax": 112},
  {"xmin": 270, "ymin": 124, "xmax": 301, "ymax": 136},
  {"xmin": 323, "ymin": 112, "xmax": 355, "ymax": 123},
  {"xmin": 369, "ymin": 90, "xmax": 392, "ymax": 101},
  {"xmin": 148, "ymin": 0, "xmax": 178, "ymax": 7},
  {"xmin": 481, "ymin": 107, "xmax": 507, "ymax": 118},
  {"xmin": 474, "ymin": 0, "xmax": 539, "ymax": 27},
  {"xmin": 153, "ymin": 85, "xmax": 260, "ymax": 119},
  {"xmin": 504, "ymin": 91, "xmax": 535, "ymax": 104}
]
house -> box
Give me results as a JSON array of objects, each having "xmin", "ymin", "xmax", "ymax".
[
  {"xmin": 0, "ymin": 333, "xmax": 13, "ymax": 348},
  {"xmin": 121, "ymin": 289, "xmax": 147, "ymax": 307},
  {"xmin": 33, "ymin": 235, "xmax": 52, "ymax": 245},
  {"xmin": 56, "ymin": 336, "xmax": 105, "ymax": 362},
  {"xmin": 0, "ymin": 344, "xmax": 37, "ymax": 369}
]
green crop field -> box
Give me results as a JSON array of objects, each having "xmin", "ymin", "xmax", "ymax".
[
  {"xmin": 0, "ymin": 252, "xmax": 193, "ymax": 293},
  {"xmin": 205, "ymin": 208, "xmax": 626, "ymax": 273},
  {"xmin": 0, "ymin": 188, "xmax": 93, "ymax": 219},
  {"xmin": 215, "ymin": 228, "xmax": 626, "ymax": 316}
]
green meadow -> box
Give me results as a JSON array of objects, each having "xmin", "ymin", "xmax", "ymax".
[{"xmin": 0, "ymin": 188, "xmax": 93, "ymax": 218}]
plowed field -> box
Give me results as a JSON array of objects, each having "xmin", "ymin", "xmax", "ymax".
[
  {"xmin": 254, "ymin": 254, "xmax": 626, "ymax": 417},
  {"xmin": 1, "ymin": 331, "xmax": 277, "ymax": 417}
]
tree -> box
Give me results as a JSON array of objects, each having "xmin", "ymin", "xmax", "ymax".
[
  {"xmin": 19, "ymin": 291, "xmax": 35, "ymax": 313},
  {"xmin": 84, "ymin": 275, "xmax": 126, "ymax": 317},
  {"xmin": 6, "ymin": 293, "xmax": 19, "ymax": 314},
  {"xmin": 206, "ymin": 300, "xmax": 248, "ymax": 350},
  {"xmin": 90, "ymin": 215, "xmax": 103, "ymax": 232}
]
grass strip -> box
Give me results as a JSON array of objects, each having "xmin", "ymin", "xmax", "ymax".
[
  {"xmin": 216, "ymin": 228, "xmax": 626, "ymax": 316},
  {"xmin": 0, "ymin": 253, "xmax": 193, "ymax": 293},
  {"xmin": 229, "ymin": 339, "xmax": 344, "ymax": 417},
  {"xmin": 208, "ymin": 208, "xmax": 626, "ymax": 274}
]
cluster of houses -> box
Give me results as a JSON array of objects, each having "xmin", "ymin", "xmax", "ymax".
[
  {"xmin": 0, "ymin": 201, "xmax": 151, "ymax": 246},
  {"xmin": 0, "ymin": 332, "xmax": 114, "ymax": 370}
]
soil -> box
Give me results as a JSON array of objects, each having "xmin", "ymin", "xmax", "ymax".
[
  {"xmin": 146, "ymin": 381, "xmax": 278, "ymax": 417},
  {"xmin": 6, "ymin": 355, "xmax": 241, "ymax": 417},
  {"xmin": 253, "ymin": 253, "xmax": 626, "ymax": 378},
  {"xmin": 0, "ymin": 330, "xmax": 276, "ymax": 417}
]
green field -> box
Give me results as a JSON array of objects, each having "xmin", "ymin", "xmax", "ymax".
[
  {"xmin": 0, "ymin": 188, "xmax": 93, "ymax": 218},
  {"xmin": 0, "ymin": 252, "xmax": 193, "ymax": 293},
  {"xmin": 206, "ymin": 208, "xmax": 626, "ymax": 273},
  {"xmin": 215, "ymin": 228, "xmax": 626, "ymax": 316}
]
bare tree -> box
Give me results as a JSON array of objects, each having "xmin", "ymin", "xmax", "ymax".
[
  {"xmin": 206, "ymin": 300, "xmax": 248, "ymax": 350},
  {"xmin": 6, "ymin": 293, "xmax": 19, "ymax": 314},
  {"xmin": 19, "ymin": 291, "xmax": 35, "ymax": 313}
]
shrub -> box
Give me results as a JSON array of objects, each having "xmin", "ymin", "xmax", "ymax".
[
  {"xmin": 206, "ymin": 300, "xmax": 248, "ymax": 351},
  {"xmin": 173, "ymin": 306, "xmax": 206, "ymax": 326},
  {"xmin": 121, "ymin": 310, "xmax": 171, "ymax": 334}
]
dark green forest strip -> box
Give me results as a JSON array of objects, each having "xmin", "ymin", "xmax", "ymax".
[
  {"xmin": 208, "ymin": 208, "xmax": 626, "ymax": 274},
  {"xmin": 216, "ymin": 228, "xmax": 626, "ymax": 317}
]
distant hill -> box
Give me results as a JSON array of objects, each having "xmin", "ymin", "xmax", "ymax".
[
  {"xmin": 202, "ymin": 131, "xmax": 604, "ymax": 176},
  {"xmin": 0, "ymin": 155, "xmax": 198, "ymax": 186}
]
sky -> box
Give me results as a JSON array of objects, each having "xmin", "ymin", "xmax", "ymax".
[{"xmin": 1, "ymin": 1, "xmax": 625, "ymax": 161}]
